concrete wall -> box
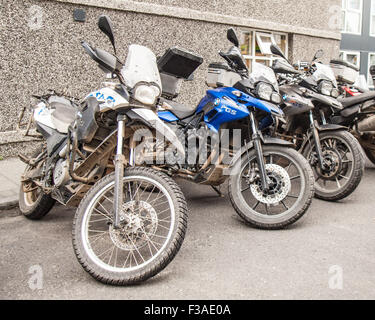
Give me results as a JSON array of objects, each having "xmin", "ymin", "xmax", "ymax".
[{"xmin": 0, "ymin": 0, "xmax": 341, "ymax": 157}]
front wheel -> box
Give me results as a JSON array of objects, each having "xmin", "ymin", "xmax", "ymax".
[
  {"xmin": 229, "ymin": 146, "xmax": 315, "ymax": 230},
  {"xmin": 72, "ymin": 167, "xmax": 188, "ymax": 285},
  {"xmin": 303, "ymin": 130, "xmax": 364, "ymax": 201}
]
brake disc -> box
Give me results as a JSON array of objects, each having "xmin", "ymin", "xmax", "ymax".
[
  {"xmin": 250, "ymin": 164, "xmax": 291, "ymax": 205},
  {"xmin": 109, "ymin": 200, "xmax": 158, "ymax": 251},
  {"xmin": 317, "ymin": 149, "xmax": 342, "ymax": 179}
]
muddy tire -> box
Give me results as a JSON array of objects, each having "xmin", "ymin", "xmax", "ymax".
[
  {"xmin": 72, "ymin": 167, "xmax": 188, "ymax": 285},
  {"xmin": 19, "ymin": 149, "xmax": 56, "ymax": 220}
]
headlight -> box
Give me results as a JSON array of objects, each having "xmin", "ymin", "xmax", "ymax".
[
  {"xmin": 133, "ymin": 84, "xmax": 160, "ymax": 106},
  {"xmin": 319, "ymin": 81, "xmax": 333, "ymax": 96},
  {"xmin": 331, "ymin": 88, "xmax": 340, "ymax": 98},
  {"xmin": 271, "ymin": 93, "xmax": 282, "ymax": 104},
  {"xmin": 256, "ymin": 83, "xmax": 273, "ymax": 101}
]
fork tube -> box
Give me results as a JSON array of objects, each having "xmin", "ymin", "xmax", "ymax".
[
  {"xmin": 249, "ymin": 112, "xmax": 269, "ymax": 191},
  {"xmin": 113, "ymin": 114, "xmax": 126, "ymax": 228},
  {"xmin": 309, "ymin": 111, "xmax": 325, "ymax": 170}
]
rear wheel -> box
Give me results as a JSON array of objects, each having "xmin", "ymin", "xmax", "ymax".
[
  {"xmin": 303, "ymin": 130, "xmax": 364, "ymax": 201},
  {"xmin": 19, "ymin": 148, "xmax": 56, "ymax": 220},
  {"xmin": 229, "ymin": 146, "xmax": 314, "ymax": 230}
]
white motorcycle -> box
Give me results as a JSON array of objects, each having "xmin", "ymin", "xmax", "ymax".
[{"xmin": 19, "ymin": 15, "xmax": 188, "ymax": 285}]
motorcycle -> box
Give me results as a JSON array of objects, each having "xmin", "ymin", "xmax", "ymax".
[
  {"xmin": 133, "ymin": 28, "xmax": 315, "ymax": 230},
  {"xmin": 270, "ymin": 45, "xmax": 364, "ymax": 201},
  {"xmin": 18, "ymin": 15, "xmax": 189, "ymax": 285},
  {"xmin": 295, "ymin": 53, "xmax": 375, "ymax": 165},
  {"xmin": 329, "ymin": 60, "xmax": 375, "ymax": 165},
  {"xmin": 330, "ymin": 59, "xmax": 367, "ymax": 97}
]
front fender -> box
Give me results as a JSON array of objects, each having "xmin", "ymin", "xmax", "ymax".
[
  {"xmin": 299, "ymin": 123, "xmax": 348, "ymax": 153},
  {"xmin": 316, "ymin": 123, "xmax": 347, "ymax": 132},
  {"xmin": 126, "ymin": 108, "xmax": 185, "ymax": 158},
  {"xmin": 230, "ymin": 137, "xmax": 294, "ymax": 167}
]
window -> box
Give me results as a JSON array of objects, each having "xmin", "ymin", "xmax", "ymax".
[
  {"xmin": 370, "ymin": 0, "xmax": 375, "ymax": 36},
  {"xmin": 368, "ymin": 53, "xmax": 375, "ymax": 87},
  {"xmin": 240, "ymin": 30, "xmax": 288, "ymax": 72},
  {"xmin": 341, "ymin": 0, "xmax": 363, "ymax": 35},
  {"xmin": 339, "ymin": 50, "xmax": 361, "ymax": 67}
]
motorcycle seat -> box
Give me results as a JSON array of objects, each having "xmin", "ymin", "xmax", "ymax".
[
  {"xmin": 338, "ymin": 91, "xmax": 375, "ymax": 108},
  {"xmin": 161, "ymin": 98, "xmax": 196, "ymax": 119}
]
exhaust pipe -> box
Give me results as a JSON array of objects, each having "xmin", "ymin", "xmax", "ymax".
[{"xmin": 358, "ymin": 115, "xmax": 375, "ymax": 132}]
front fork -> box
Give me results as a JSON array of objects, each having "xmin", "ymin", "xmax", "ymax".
[
  {"xmin": 113, "ymin": 114, "xmax": 131, "ymax": 229},
  {"xmin": 308, "ymin": 110, "xmax": 325, "ymax": 170},
  {"xmin": 249, "ymin": 112, "xmax": 269, "ymax": 191}
]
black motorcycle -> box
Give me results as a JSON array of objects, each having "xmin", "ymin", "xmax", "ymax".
[{"xmin": 268, "ymin": 45, "xmax": 364, "ymax": 202}]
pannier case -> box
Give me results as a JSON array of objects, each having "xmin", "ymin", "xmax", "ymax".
[
  {"xmin": 206, "ymin": 62, "xmax": 242, "ymax": 88},
  {"xmin": 157, "ymin": 47, "xmax": 203, "ymax": 98},
  {"xmin": 157, "ymin": 47, "xmax": 203, "ymax": 80}
]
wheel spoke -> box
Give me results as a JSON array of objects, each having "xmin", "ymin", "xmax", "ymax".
[
  {"xmin": 242, "ymin": 185, "xmax": 251, "ymax": 193},
  {"xmin": 290, "ymin": 175, "xmax": 301, "ymax": 181},
  {"xmin": 335, "ymin": 177, "xmax": 342, "ymax": 189},
  {"xmin": 339, "ymin": 175, "xmax": 350, "ymax": 181},
  {"xmin": 264, "ymin": 204, "xmax": 270, "ymax": 215},
  {"xmin": 281, "ymin": 201, "xmax": 289, "ymax": 211},
  {"xmin": 252, "ymin": 201, "xmax": 260, "ymax": 210},
  {"xmin": 286, "ymin": 194, "xmax": 299, "ymax": 199}
]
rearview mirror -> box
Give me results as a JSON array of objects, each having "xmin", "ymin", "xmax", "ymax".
[
  {"xmin": 227, "ymin": 28, "xmax": 239, "ymax": 47},
  {"xmin": 98, "ymin": 15, "xmax": 116, "ymax": 54},
  {"xmin": 270, "ymin": 44, "xmax": 288, "ymax": 61},
  {"xmin": 313, "ymin": 49, "xmax": 324, "ymax": 61}
]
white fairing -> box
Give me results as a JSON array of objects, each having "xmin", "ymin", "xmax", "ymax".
[
  {"xmin": 250, "ymin": 63, "xmax": 279, "ymax": 91},
  {"xmin": 86, "ymin": 87, "xmax": 129, "ymax": 112},
  {"xmin": 121, "ymin": 45, "xmax": 161, "ymax": 88},
  {"xmin": 34, "ymin": 102, "xmax": 56, "ymax": 130},
  {"xmin": 121, "ymin": 45, "xmax": 161, "ymax": 105},
  {"xmin": 313, "ymin": 63, "xmax": 338, "ymax": 87}
]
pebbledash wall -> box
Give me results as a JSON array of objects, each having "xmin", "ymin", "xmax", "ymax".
[{"xmin": 0, "ymin": 0, "xmax": 342, "ymax": 157}]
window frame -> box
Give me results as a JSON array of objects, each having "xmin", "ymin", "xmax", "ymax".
[
  {"xmin": 370, "ymin": 0, "xmax": 375, "ymax": 37},
  {"xmin": 240, "ymin": 29, "xmax": 288, "ymax": 72},
  {"xmin": 341, "ymin": 0, "xmax": 363, "ymax": 35},
  {"xmin": 340, "ymin": 50, "xmax": 361, "ymax": 68}
]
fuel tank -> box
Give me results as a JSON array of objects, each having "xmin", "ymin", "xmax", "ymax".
[{"xmin": 279, "ymin": 85, "xmax": 314, "ymax": 116}]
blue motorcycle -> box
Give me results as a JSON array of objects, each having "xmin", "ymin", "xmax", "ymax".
[{"xmin": 132, "ymin": 29, "xmax": 314, "ymax": 229}]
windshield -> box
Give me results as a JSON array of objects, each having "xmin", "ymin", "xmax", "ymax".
[
  {"xmin": 313, "ymin": 63, "xmax": 338, "ymax": 87},
  {"xmin": 249, "ymin": 62, "xmax": 279, "ymax": 91},
  {"xmin": 121, "ymin": 44, "xmax": 162, "ymax": 89},
  {"xmin": 354, "ymin": 74, "xmax": 370, "ymax": 92}
]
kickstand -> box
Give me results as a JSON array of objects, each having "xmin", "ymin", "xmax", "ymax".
[{"xmin": 211, "ymin": 186, "xmax": 224, "ymax": 198}]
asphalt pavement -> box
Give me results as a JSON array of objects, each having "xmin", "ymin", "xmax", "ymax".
[{"xmin": 0, "ymin": 162, "xmax": 375, "ymax": 300}]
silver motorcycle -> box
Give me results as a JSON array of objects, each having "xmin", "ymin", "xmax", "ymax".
[{"xmin": 18, "ymin": 15, "xmax": 188, "ymax": 285}]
